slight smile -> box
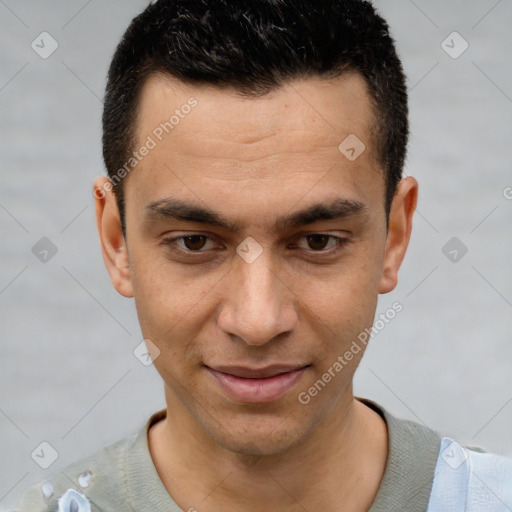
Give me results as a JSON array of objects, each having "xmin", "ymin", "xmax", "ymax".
[{"xmin": 205, "ymin": 364, "xmax": 311, "ymax": 404}]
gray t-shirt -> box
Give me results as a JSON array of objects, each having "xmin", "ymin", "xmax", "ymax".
[{"xmin": 10, "ymin": 397, "xmax": 442, "ymax": 511}]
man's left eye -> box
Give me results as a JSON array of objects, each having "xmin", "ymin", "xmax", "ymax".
[{"xmin": 294, "ymin": 234, "xmax": 344, "ymax": 252}]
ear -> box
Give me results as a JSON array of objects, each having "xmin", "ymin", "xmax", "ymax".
[
  {"xmin": 93, "ymin": 177, "xmax": 133, "ymax": 298},
  {"xmin": 379, "ymin": 176, "xmax": 418, "ymax": 294}
]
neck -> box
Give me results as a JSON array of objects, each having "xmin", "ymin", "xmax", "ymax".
[{"xmin": 148, "ymin": 389, "xmax": 388, "ymax": 512}]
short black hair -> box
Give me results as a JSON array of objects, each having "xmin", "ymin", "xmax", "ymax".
[{"xmin": 102, "ymin": 0, "xmax": 408, "ymax": 233}]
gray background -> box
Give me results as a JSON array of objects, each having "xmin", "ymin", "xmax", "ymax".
[{"xmin": 1, "ymin": 0, "xmax": 511, "ymax": 508}]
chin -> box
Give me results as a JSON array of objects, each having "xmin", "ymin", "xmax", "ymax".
[
  {"xmin": 202, "ymin": 410, "xmax": 312, "ymax": 458},
  {"xmin": 216, "ymin": 429, "xmax": 301, "ymax": 458}
]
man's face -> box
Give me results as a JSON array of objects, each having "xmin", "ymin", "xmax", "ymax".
[{"xmin": 99, "ymin": 72, "xmax": 412, "ymax": 456}]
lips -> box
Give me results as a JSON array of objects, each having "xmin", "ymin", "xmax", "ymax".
[{"xmin": 205, "ymin": 364, "xmax": 310, "ymax": 403}]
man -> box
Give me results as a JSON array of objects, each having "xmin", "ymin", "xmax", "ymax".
[{"xmin": 12, "ymin": 1, "xmax": 512, "ymax": 511}]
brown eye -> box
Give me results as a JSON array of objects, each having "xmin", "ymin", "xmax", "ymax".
[
  {"xmin": 162, "ymin": 233, "xmax": 218, "ymax": 254},
  {"xmin": 306, "ymin": 234, "xmax": 331, "ymax": 251},
  {"xmin": 182, "ymin": 235, "xmax": 208, "ymax": 251}
]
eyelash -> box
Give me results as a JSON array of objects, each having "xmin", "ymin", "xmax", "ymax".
[{"xmin": 161, "ymin": 233, "xmax": 349, "ymax": 257}]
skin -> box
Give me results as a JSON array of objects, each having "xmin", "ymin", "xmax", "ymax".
[{"xmin": 94, "ymin": 71, "xmax": 418, "ymax": 512}]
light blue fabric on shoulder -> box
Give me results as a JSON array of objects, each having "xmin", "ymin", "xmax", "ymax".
[{"xmin": 427, "ymin": 437, "xmax": 512, "ymax": 511}]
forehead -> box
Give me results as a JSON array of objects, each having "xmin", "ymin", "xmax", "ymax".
[
  {"xmin": 135, "ymin": 71, "xmax": 377, "ymax": 150},
  {"xmin": 125, "ymin": 72, "xmax": 384, "ymax": 226}
]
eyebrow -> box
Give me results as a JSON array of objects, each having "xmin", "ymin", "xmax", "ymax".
[{"xmin": 144, "ymin": 197, "xmax": 367, "ymax": 232}]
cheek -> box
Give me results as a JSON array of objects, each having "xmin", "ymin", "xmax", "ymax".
[
  {"xmin": 296, "ymin": 251, "xmax": 382, "ymax": 365},
  {"xmin": 131, "ymin": 263, "xmax": 211, "ymax": 385},
  {"xmin": 305, "ymin": 252, "xmax": 381, "ymax": 321},
  {"xmin": 130, "ymin": 249, "xmax": 221, "ymax": 343}
]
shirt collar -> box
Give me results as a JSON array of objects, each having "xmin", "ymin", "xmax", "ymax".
[{"xmin": 124, "ymin": 398, "xmax": 441, "ymax": 512}]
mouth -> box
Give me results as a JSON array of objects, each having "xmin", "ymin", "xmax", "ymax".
[{"xmin": 205, "ymin": 364, "xmax": 310, "ymax": 404}]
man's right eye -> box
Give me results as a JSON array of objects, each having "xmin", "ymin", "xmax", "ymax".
[{"xmin": 162, "ymin": 234, "xmax": 218, "ymax": 252}]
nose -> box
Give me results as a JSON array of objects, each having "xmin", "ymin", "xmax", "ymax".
[{"xmin": 216, "ymin": 248, "xmax": 298, "ymax": 346}]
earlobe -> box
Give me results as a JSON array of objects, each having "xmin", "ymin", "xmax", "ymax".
[
  {"xmin": 93, "ymin": 177, "xmax": 134, "ymax": 298},
  {"xmin": 379, "ymin": 177, "xmax": 418, "ymax": 294}
]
